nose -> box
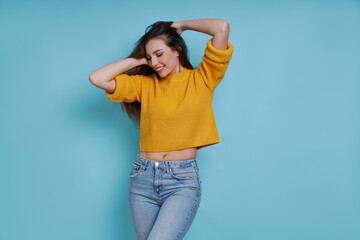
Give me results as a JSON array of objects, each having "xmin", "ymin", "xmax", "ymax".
[{"xmin": 150, "ymin": 57, "xmax": 158, "ymax": 67}]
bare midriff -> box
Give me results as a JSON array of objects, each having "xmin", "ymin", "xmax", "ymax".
[{"xmin": 139, "ymin": 147, "xmax": 197, "ymax": 161}]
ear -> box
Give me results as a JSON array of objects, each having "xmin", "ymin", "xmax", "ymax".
[{"xmin": 175, "ymin": 46, "xmax": 182, "ymax": 57}]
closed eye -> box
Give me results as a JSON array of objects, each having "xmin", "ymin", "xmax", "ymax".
[{"xmin": 146, "ymin": 53, "xmax": 163, "ymax": 61}]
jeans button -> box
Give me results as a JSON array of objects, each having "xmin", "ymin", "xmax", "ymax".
[{"xmin": 155, "ymin": 162, "xmax": 159, "ymax": 167}]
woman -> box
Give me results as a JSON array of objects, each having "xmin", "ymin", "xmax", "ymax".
[{"xmin": 89, "ymin": 18, "xmax": 233, "ymax": 240}]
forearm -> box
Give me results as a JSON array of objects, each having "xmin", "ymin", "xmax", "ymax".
[
  {"xmin": 89, "ymin": 57, "xmax": 146, "ymax": 84},
  {"xmin": 180, "ymin": 18, "xmax": 229, "ymax": 37},
  {"xmin": 178, "ymin": 18, "xmax": 230, "ymax": 50}
]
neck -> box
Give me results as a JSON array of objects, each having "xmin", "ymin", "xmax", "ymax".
[{"xmin": 177, "ymin": 60, "xmax": 184, "ymax": 73}]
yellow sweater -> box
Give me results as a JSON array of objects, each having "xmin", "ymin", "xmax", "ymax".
[{"xmin": 105, "ymin": 39, "xmax": 234, "ymax": 152}]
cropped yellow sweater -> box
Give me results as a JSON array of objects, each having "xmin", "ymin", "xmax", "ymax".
[{"xmin": 105, "ymin": 39, "xmax": 234, "ymax": 152}]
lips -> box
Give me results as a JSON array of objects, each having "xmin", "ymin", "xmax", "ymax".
[{"xmin": 156, "ymin": 66, "xmax": 165, "ymax": 72}]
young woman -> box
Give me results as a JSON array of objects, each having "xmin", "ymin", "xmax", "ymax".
[{"xmin": 89, "ymin": 18, "xmax": 233, "ymax": 240}]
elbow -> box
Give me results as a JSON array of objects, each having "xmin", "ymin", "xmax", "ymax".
[
  {"xmin": 220, "ymin": 20, "xmax": 230, "ymax": 34},
  {"xmin": 89, "ymin": 73, "xmax": 99, "ymax": 86}
]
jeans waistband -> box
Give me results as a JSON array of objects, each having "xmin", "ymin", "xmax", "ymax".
[{"xmin": 136, "ymin": 153, "xmax": 198, "ymax": 168}]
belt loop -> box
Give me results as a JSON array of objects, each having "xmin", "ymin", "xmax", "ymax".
[
  {"xmin": 194, "ymin": 159, "xmax": 199, "ymax": 169},
  {"xmin": 165, "ymin": 161, "xmax": 170, "ymax": 175},
  {"xmin": 143, "ymin": 159, "xmax": 148, "ymax": 171}
]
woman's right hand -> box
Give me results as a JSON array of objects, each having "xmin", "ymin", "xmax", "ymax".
[
  {"xmin": 138, "ymin": 57, "xmax": 148, "ymax": 66},
  {"xmin": 89, "ymin": 57, "xmax": 149, "ymax": 93}
]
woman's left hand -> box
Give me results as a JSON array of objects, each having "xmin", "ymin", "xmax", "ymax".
[{"xmin": 171, "ymin": 21, "xmax": 186, "ymax": 35}]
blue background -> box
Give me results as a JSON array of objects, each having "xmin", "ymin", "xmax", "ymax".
[{"xmin": 1, "ymin": 0, "xmax": 359, "ymax": 239}]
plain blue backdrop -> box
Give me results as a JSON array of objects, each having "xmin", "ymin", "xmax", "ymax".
[{"xmin": 1, "ymin": 0, "xmax": 359, "ymax": 239}]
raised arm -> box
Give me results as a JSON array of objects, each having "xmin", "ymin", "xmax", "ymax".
[
  {"xmin": 171, "ymin": 18, "xmax": 230, "ymax": 50},
  {"xmin": 89, "ymin": 57, "xmax": 147, "ymax": 93},
  {"xmin": 171, "ymin": 18, "xmax": 233, "ymax": 91}
]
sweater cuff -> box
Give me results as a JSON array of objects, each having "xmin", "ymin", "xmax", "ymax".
[
  {"xmin": 205, "ymin": 39, "xmax": 234, "ymax": 63},
  {"xmin": 105, "ymin": 89, "xmax": 116, "ymax": 100}
]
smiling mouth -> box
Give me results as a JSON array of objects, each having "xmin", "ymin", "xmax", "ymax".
[{"xmin": 156, "ymin": 66, "xmax": 165, "ymax": 72}]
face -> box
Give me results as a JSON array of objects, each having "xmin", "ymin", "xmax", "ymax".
[{"xmin": 145, "ymin": 37, "xmax": 182, "ymax": 78}]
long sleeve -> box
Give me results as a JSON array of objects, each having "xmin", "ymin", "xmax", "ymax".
[
  {"xmin": 196, "ymin": 39, "xmax": 234, "ymax": 91},
  {"xmin": 105, "ymin": 74, "xmax": 145, "ymax": 103}
]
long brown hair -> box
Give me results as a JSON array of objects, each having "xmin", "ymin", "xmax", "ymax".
[{"xmin": 120, "ymin": 21, "xmax": 193, "ymax": 127}]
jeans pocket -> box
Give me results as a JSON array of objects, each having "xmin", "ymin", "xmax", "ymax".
[
  {"xmin": 130, "ymin": 161, "xmax": 144, "ymax": 178},
  {"xmin": 168, "ymin": 165, "xmax": 198, "ymax": 180}
]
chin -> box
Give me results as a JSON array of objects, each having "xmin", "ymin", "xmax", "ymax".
[{"xmin": 159, "ymin": 72, "xmax": 168, "ymax": 78}]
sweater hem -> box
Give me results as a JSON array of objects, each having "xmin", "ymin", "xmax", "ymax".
[{"xmin": 139, "ymin": 140, "xmax": 220, "ymax": 152}]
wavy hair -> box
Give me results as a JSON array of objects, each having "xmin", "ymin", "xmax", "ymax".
[{"xmin": 119, "ymin": 21, "xmax": 193, "ymax": 127}]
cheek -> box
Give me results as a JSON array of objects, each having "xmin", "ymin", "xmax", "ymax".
[
  {"xmin": 162, "ymin": 55, "xmax": 170, "ymax": 65},
  {"xmin": 167, "ymin": 54, "xmax": 177, "ymax": 64}
]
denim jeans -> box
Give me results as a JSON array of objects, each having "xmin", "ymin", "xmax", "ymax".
[{"xmin": 129, "ymin": 153, "xmax": 202, "ymax": 240}]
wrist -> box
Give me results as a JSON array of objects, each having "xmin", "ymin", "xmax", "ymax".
[
  {"xmin": 140, "ymin": 57, "xmax": 148, "ymax": 65},
  {"xmin": 134, "ymin": 57, "xmax": 147, "ymax": 66},
  {"xmin": 179, "ymin": 20, "xmax": 189, "ymax": 31}
]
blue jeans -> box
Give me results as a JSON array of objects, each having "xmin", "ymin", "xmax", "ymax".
[{"xmin": 129, "ymin": 154, "xmax": 202, "ymax": 240}]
